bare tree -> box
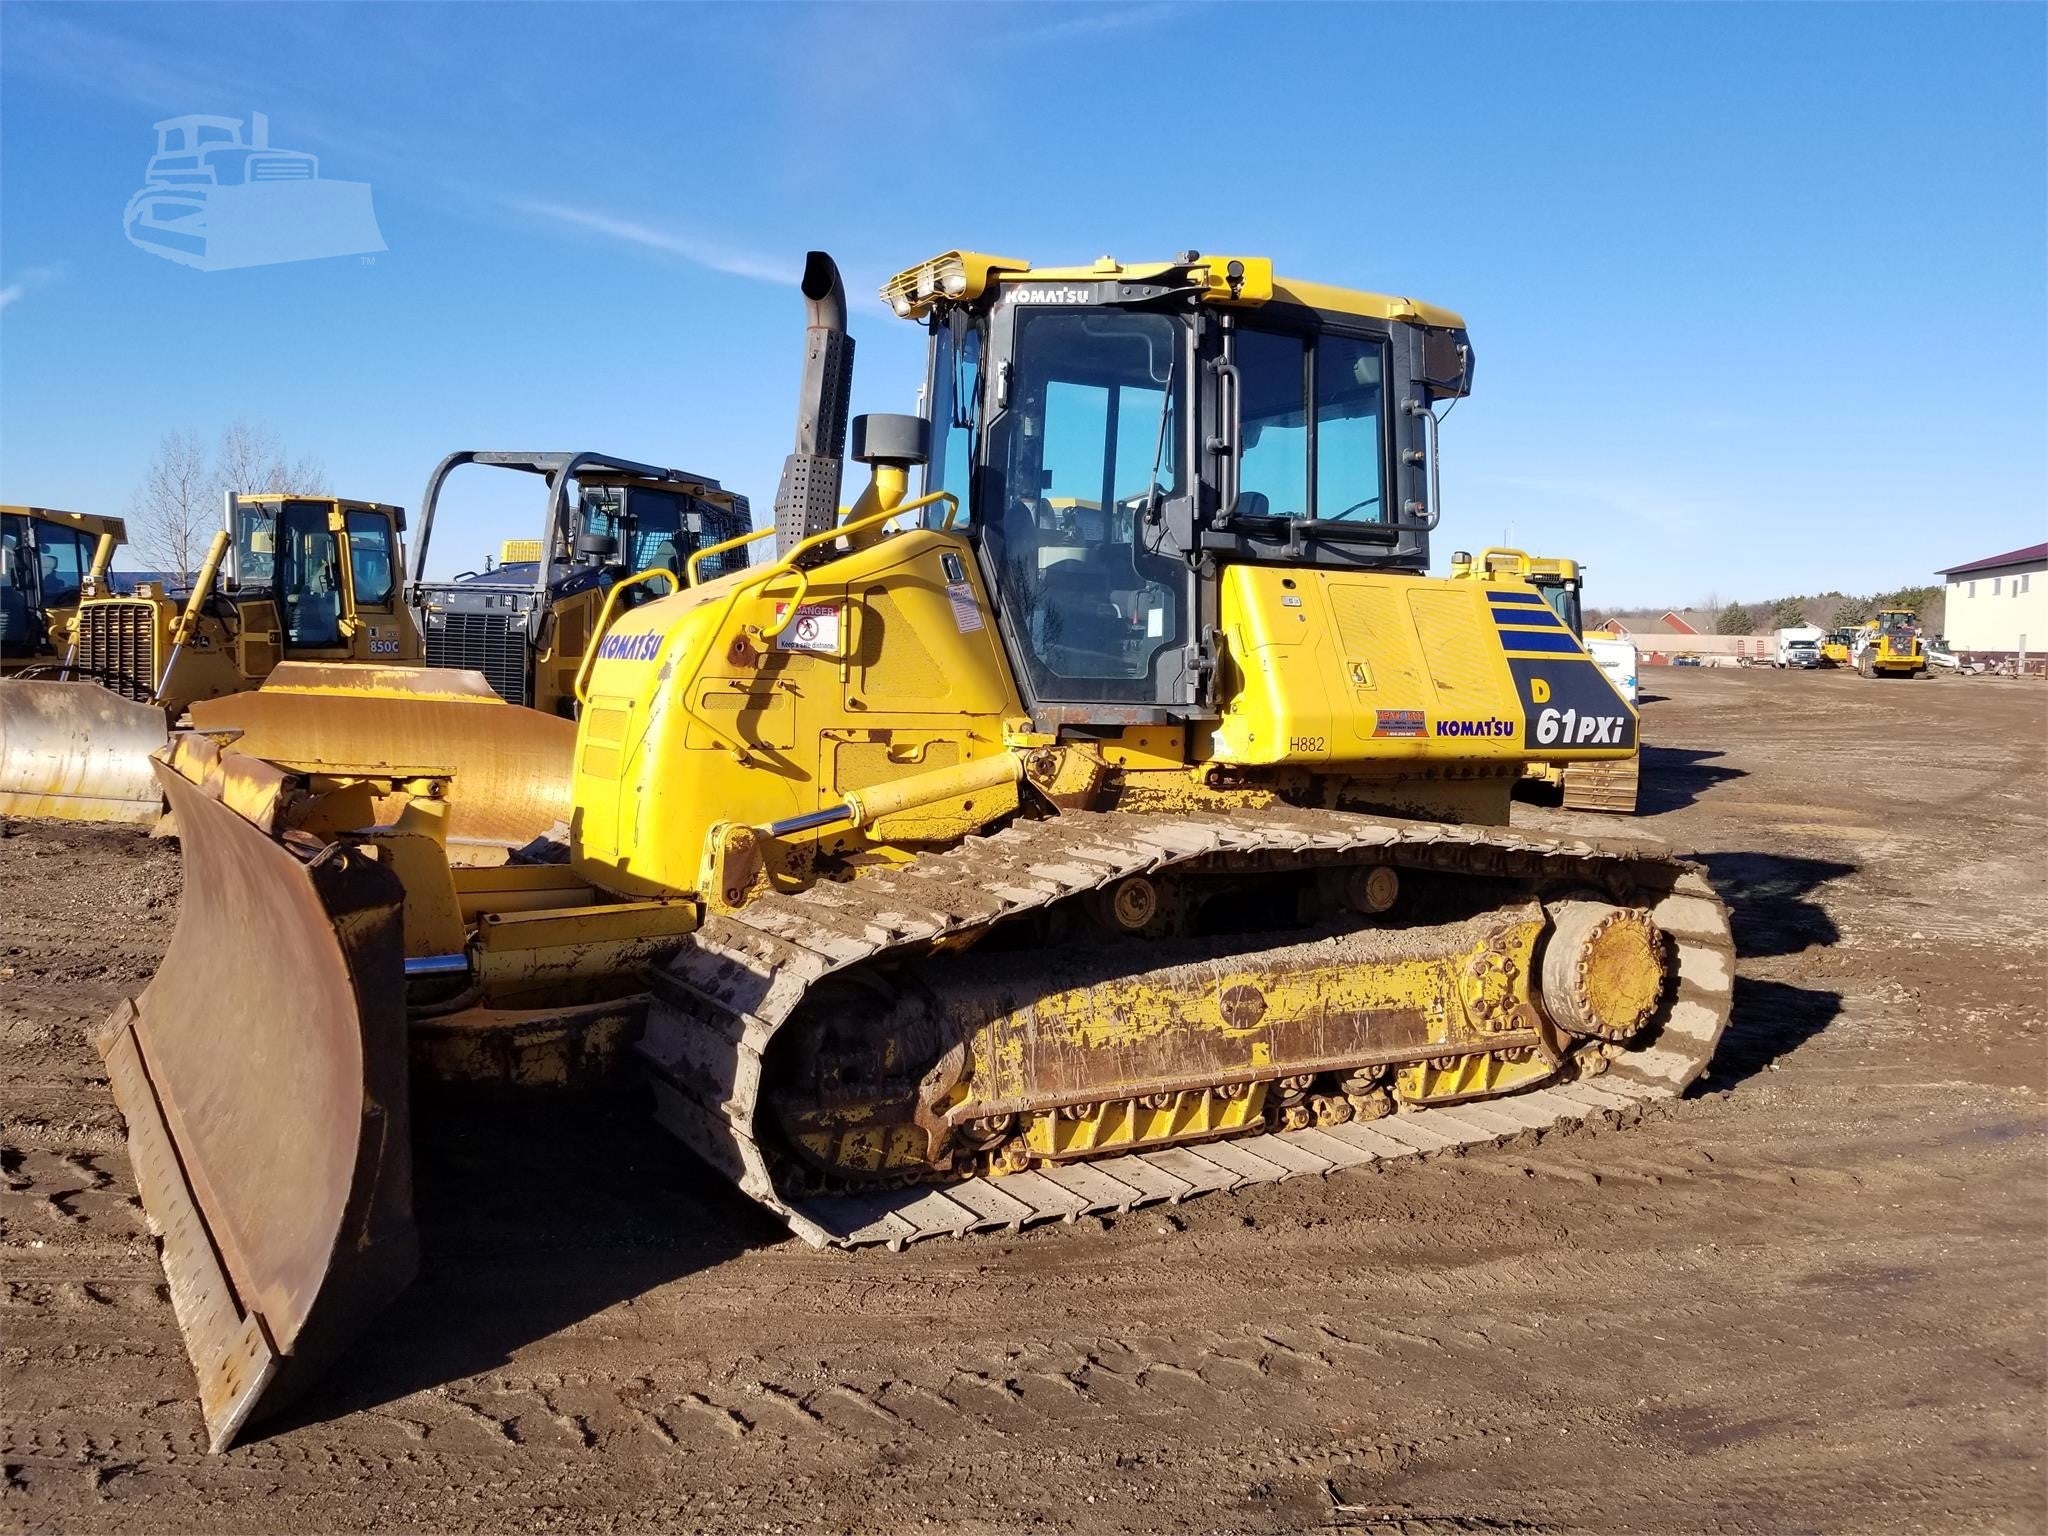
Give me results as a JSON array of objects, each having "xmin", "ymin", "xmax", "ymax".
[
  {"xmin": 128, "ymin": 430, "xmax": 213, "ymax": 586},
  {"xmin": 128, "ymin": 422, "xmax": 327, "ymax": 586},
  {"xmin": 213, "ymin": 419, "xmax": 325, "ymax": 499}
]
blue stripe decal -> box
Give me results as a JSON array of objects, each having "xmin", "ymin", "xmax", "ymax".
[
  {"xmin": 1486, "ymin": 591, "xmax": 1546, "ymax": 606},
  {"xmin": 1492, "ymin": 610, "xmax": 1566, "ymax": 630},
  {"xmin": 1496, "ymin": 629, "xmax": 1585, "ymax": 654}
]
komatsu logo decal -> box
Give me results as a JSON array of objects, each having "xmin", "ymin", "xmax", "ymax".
[
  {"xmin": 596, "ymin": 631, "xmax": 662, "ymax": 662},
  {"xmin": 1009, "ymin": 285, "xmax": 1091, "ymax": 304},
  {"xmin": 1435, "ymin": 718, "xmax": 1515, "ymax": 738}
]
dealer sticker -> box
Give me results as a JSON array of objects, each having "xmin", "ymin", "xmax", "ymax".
[{"xmin": 1373, "ymin": 709, "xmax": 1427, "ymax": 738}]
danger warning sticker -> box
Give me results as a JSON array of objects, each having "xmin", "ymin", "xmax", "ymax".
[{"xmin": 773, "ymin": 601, "xmax": 843, "ymax": 654}]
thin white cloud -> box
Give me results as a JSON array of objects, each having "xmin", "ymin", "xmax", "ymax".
[
  {"xmin": 0, "ymin": 264, "xmax": 68, "ymax": 312},
  {"xmin": 511, "ymin": 198, "xmax": 797, "ymax": 285},
  {"xmin": 1468, "ymin": 470, "xmax": 1720, "ymax": 535},
  {"xmin": 979, "ymin": 2, "xmax": 1183, "ymax": 48}
]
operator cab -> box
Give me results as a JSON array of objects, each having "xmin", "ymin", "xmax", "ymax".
[
  {"xmin": 899, "ymin": 251, "xmax": 1474, "ymax": 722},
  {"xmin": 227, "ymin": 494, "xmax": 405, "ymax": 650},
  {"xmin": 1, "ymin": 509, "xmax": 103, "ymax": 654}
]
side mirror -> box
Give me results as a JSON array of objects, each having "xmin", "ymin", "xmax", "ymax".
[
  {"xmin": 1421, "ymin": 329, "xmax": 1474, "ymax": 398},
  {"xmin": 574, "ymin": 530, "xmax": 618, "ymax": 562}
]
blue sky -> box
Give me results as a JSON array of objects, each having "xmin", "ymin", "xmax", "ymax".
[{"xmin": 2, "ymin": 1, "xmax": 2042, "ymax": 605}]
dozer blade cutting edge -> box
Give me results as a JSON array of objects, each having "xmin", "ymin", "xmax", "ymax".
[
  {"xmin": 98, "ymin": 762, "xmax": 418, "ymax": 1451},
  {"xmin": 0, "ymin": 678, "xmax": 168, "ymax": 824}
]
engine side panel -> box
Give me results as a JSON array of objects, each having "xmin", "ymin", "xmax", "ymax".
[{"xmin": 1208, "ymin": 567, "xmax": 1637, "ymax": 768}]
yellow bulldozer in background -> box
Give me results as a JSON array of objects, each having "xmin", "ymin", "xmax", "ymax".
[
  {"xmin": 0, "ymin": 505, "xmax": 128, "ymax": 675},
  {"xmin": 104, "ymin": 249, "xmax": 1734, "ymax": 1451},
  {"xmin": 1819, "ymin": 627, "xmax": 1855, "ymax": 667},
  {"xmin": 1852, "ymin": 607, "xmax": 1928, "ymax": 677},
  {"xmin": 408, "ymin": 450, "xmax": 753, "ymax": 716},
  {"xmin": 1449, "ymin": 548, "xmax": 1640, "ymax": 812},
  {"xmin": 0, "ymin": 491, "xmax": 574, "ymax": 849}
]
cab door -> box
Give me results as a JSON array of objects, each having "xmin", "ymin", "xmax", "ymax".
[{"xmin": 333, "ymin": 505, "xmax": 421, "ymax": 662}]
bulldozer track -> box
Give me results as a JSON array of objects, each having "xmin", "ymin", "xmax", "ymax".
[{"xmin": 640, "ymin": 806, "xmax": 1733, "ymax": 1249}]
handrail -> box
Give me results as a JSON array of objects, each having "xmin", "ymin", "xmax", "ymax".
[
  {"xmin": 687, "ymin": 524, "xmax": 778, "ymax": 587},
  {"xmin": 571, "ymin": 565, "xmax": 679, "ymax": 705},
  {"xmin": 657, "ymin": 487, "xmax": 961, "ymax": 756},
  {"xmin": 1478, "ymin": 546, "xmax": 1532, "ymax": 577},
  {"xmin": 750, "ymin": 489, "xmax": 958, "ymax": 642}
]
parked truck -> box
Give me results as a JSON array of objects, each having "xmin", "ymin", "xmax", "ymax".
[{"xmin": 1772, "ymin": 625, "xmax": 1825, "ymax": 668}]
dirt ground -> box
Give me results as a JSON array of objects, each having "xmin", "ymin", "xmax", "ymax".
[{"xmin": 3, "ymin": 667, "xmax": 2043, "ymax": 1536}]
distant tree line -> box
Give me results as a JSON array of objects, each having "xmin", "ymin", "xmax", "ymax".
[{"xmin": 1588, "ymin": 585, "xmax": 1946, "ymax": 637}]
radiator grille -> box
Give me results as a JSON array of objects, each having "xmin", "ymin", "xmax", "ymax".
[
  {"xmin": 426, "ymin": 610, "xmax": 530, "ymax": 705},
  {"xmin": 75, "ymin": 602, "xmax": 158, "ymax": 701}
]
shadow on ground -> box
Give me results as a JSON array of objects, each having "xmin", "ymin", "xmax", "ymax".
[
  {"xmin": 1697, "ymin": 850, "xmax": 1855, "ymax": 959},
  {"xmin": 265, "ymin": 1084, "xmax": 786, "ymax": 1438},
  {"xmin": 1688, "ymin": 849, "xmax": 1857, "ymax": 1092},
  {"xmin": 1704, "ymin": 975, "xmax": 1843, "ymax": 1090},
  {"xmin": 1638, "ymin": 745, "xmax": 1747, "ymax": 814}
]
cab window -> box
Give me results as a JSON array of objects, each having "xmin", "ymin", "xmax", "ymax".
[
  {"xmin": 279, "ymin": 500, "xmax": 343, "ymax": 647},
  {"xmin": 344, "ymin": 512, "xmax": 396, "ymax": 606},
  {"xmin": 234, "ymin": 502, "xmax": 278, "ymax": 587},
  {"xmin": 1235, "ymin": 328, "xmax": 1389, "ymax": 524},
  {"xmin": 0, "ymin": 515, "xmax": 29, "ymax": 652},
  {"xmin": 29, "ymin": 523, "xmax": 94, "ymax": 607},
  {"xmin": 924, "ymin": 317, "xmax": 983, "ymax": 524},
  {"xmin": 985, "ymin": 307, "xmax": 1185, "ymax": 703}
]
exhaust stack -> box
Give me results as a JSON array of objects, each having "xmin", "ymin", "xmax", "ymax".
[{"xmin": 773, "ymin": 251, "xmax": 854, "ymax": 555}]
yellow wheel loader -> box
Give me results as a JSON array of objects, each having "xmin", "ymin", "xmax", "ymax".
[
  {"xmin": 0, "ymin": 505, "xmax": 127, "ymax": 675},
  {"xmin": 1853, "ymin": 608, "xmax": 1927, "ymax": 677},
  {"xmin": 0, "ymin": 492, "xmax": 574, "ymax": 849},
  {"xmin": 409, "ymin": 451, "xmax": 752, "ymax": 715},
  {"xmin": 1449, "ymin": 548, "xmax": 1640, "ymax": 812},
  {"xmin": 106, "ymin": 250, "xmax": 1734, "ymax": 1451}
]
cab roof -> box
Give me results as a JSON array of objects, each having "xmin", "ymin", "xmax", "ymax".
[
  {"xmin": 883, "ymin": 250, "xmax": 1465, "ymax": 329},
  {"xmin": 0, "ymin": 504, "xmax": 129, "ymax": 542}
]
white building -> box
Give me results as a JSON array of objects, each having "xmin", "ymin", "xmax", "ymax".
[{"xmin": 1936, "ymin": 542, "xmax": 2048, "ymax": 660}]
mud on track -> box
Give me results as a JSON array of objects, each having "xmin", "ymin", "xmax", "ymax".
[{"xmin": 2, "ymin": 669, "xmax": 2043, "ymax": 1535}]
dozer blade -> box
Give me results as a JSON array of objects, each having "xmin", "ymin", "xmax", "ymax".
[
  {"xmin": 0, "ymin": 678, "xmax": 168, "ymax": 823},
  {"xmin": 98, "ymin": 762, "xmax": 417, "ymax": 1451},
  {"xmin": 189, "ymin": 662, "xmax": 575, "ymax": 860},
  {"xmin": 1562, "ymin": 754, "xmax": 1641, "ymax": 813}
]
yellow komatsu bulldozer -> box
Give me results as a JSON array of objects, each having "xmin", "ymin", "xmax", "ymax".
[
  {"xmin": 1449, "ymin": 548, "xmax": 1640, "ymax": 812},
  {"xmin": 1852, "ymin": 608, "xmax": 1927, "ymax": 677},
  {"xmin": 106, "ymin": 250, "xmax": 1734, "ymax": 1451},
  {"xmin": 1819, "ymin": 628, "xmax": 1855, "ymax": 667},
  {"xmin": 0, "ymin": 491, "xmax": 576, "ymax": 851},
  {"xmin": 0, "ymin": 505, "xmax": 128, "ymax": 675}
]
